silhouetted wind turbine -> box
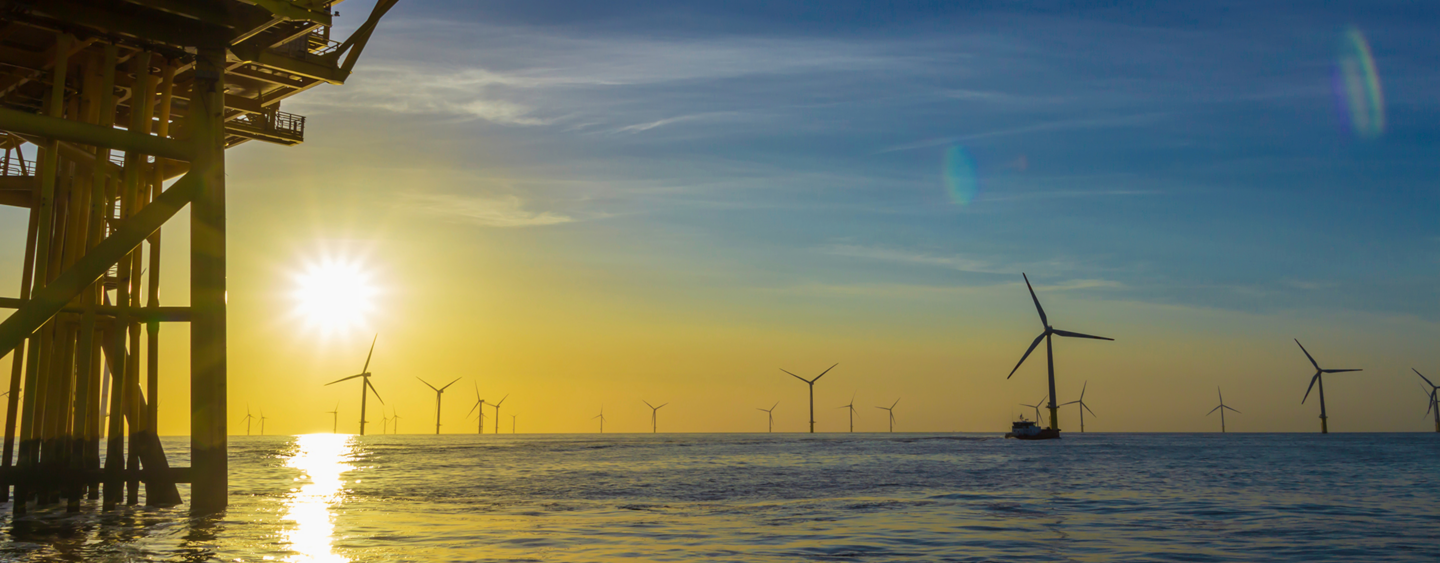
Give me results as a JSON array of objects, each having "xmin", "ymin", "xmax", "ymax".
[
  {"xmin": 875, "ymin": 398, "xmax": 899, "ymax": 433},
  {"xmin": 512, "ymin": 414, "xmax": 517, "ymax": 434},
  {"xmin": 240, "ymin": 406, "xmax": 255, "ymax": 436},
  {"xmin": 326, "ymin": 403, "xmax": 339, "ymax": 433},
  {"xmin": 1207, "ymin": 386, "xmax": 1240, "ymax": 433},
  {"xmin": 594, "ymin": 407, "xmax": 605, "ymax": 433},
  {"xmin": 492, "ymin": 394, "xmax": 509, "ymax": 434},
  {"xmin": 418, "ymin": 376, "xmax": 462, "ymax": 435},
  {"xmin": 1008, "ymin": 273, "xmax": 1113, "ymax": 432},
  {"xmin": 644, "ymin": 400, "xmax": 667, "ymax": 433},
  {"xmin": 1060, "ymin": 381, "xmax": 1096, "ymax": 432},
  {"xmin": 259, "ymin": 410, "xmax": 267, "ymax": 436},
  {"xmin": 1019, "ymin": 395, "xmax": 1045, "ymax": 424},
  {"xmin": 757, "ymin": 402, "xmax": 778, "ymax": 433},
  {"xmin": 467, "ymin": 383, "xmax": 487, "ymax": 434},
  {"xmin": 381, "ymin": 411, "xmax": 391, "ymax": 434},
  {"xmin": 1414, "ymin": 369, "xmax": 1439, "ymax": 433},
  {"xmin": 1296, "ymin": 339, "xmax": 1360, "ymax": 434},
  {"xmin": 781, "ymin": 363, "xmax": 836, "ymax": 433},
  {"xmin": 838, "ymin": 393, "xmax": 858, "ymax": 432},
  {"xmin": 325, "ymin": 334, "xmax": 384, "ymax": 435},
  {"xmin": 391, "ymin": 409, "xmax": 402, "ymax": 434}
]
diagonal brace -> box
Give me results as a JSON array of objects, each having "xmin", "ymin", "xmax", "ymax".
[{"xmin": 0, "ymin": 172, "xmax": 197, "ymax": 359}]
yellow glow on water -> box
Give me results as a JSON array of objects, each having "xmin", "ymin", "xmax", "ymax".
[{"xmin": 282, "ymin": 434, "xmax": 355, "ymax": 563}]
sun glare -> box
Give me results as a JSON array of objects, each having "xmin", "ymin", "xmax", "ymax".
[{"xmin": 291, "ymin": 258, "xmax": 380, "ymax": 336}]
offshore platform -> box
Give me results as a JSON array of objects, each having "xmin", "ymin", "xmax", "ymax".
[{"xmin": 0, "ymin": 0, "xmax": 396, "ymax": 514}]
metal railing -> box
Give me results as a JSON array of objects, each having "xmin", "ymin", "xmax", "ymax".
[
  {"xmin": 0, "ymin": 156, "xmax": 33, "ymax": 176},
  {"xmin": 230, "ymin": 109, "xmax": 306, "ymax": 142}
]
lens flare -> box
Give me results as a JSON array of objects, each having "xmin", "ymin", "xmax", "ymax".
[
  {"xmin": 1332, "ymin": 27, "xmax": 1385, "ymax": 139},
  {"xmin": 943, "ymin": 145, "xmax": 980, "ymax": 205}
]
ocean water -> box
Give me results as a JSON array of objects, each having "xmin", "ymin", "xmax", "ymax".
[{"xmin": 0, "ymin": 432, "xmax": 1436, "ymax": 561}]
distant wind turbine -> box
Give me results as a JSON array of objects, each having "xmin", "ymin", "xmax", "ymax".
[
  {"xmin": 391, "ymin": 409, "xmax": 402, "ymax": 434},
  {"xmin": 1019, "ymin": 395, "xmax": 1045, "ymax": 424},
  {"xmin": 512, "ymin": 414, "xmax": 517, "ymax": 434},
  {"xmin": 643, "ymin": 400, "xmax": 667, "ymax": 433},
  {"xmin": 324, "ymin": 334, "xmax": 384, "ymax": 435},
  {"xmin": 757, "ymin": 402, "xmax": 778, "ymax": 433},
  {"xmin": 418, "ymin": 376, "xmax": 463, "ymax": 435},
  {"xmin": 594, "ymin": 407, "xmax": 605, "ymax": 433},
  {"xmin": 781, "ymin": 363, "xmax": 837, "ymax": 433},
  {"xmin": 259, "ymin": 410, "xmax": 267, "ymax": 436},
  {"xmin": 1415, "ymin": 369, "xmax": 1439, "ymax": 433},
  {"xmin": 875, "ymin": 399, "xmax": 899, "ymax": 433},
  {"xmin": 467, "ymin": 383, "xmax": 487, "ymax": 434},
  {"xmin": 1060, "ymin": 381, "xmax": 1096, "ymax": 432},
  {"xmin": 1008, "ymin": 273, "xmax": 1113, "ymax": 432},
  {"xmin": 1296, "ymin": 339, "xmax": 1360, "ymax": 434},
  {"xmin": 838, "ymin": 393, "xmax": 858, "ymax": 432},
  {"xmin": 492, "ymin": 394, "xmax": 509, "ymax": 434},
  {"xmin": 381, "ymin": 411, "xmax": 391, "ymax": 434},
  {"xmin": 326, "ymin": 403, "xmax": 339, "ymax": 433},
  {"xmin": 240, "ymin": 406, "xmax": 255, "ymax": 436},
  {"xmin": 1207, "ymin": 386, "xmax": 1240, "ymax": 433}
]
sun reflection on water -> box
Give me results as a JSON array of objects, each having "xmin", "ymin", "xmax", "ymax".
[{"xmin": 282, "ymin": 434, "xmax": 355, "ymax": 563}]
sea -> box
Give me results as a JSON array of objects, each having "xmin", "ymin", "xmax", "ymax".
[{"xmin": 0, "ymin": 433, "xmax": 1436, "ymax": 562}]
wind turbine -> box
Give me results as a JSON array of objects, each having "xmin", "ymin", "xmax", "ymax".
[
  {"xmin": 838, "ymin": 394, "xmax": 858, "ymax": 432},
  {"xmin": 781, "ymin": 363, "xmax": 836, "ymax": 433},
  {"xmin": 492, "ymin": 394, "xmax": 509, "ymax": 434},
  {"xmin": 1007, "ymin": 273, "xmax": 1114, "ymax": 433},
  {"xmin": 326, "ymin": 403, "xmax": 339, "ymax": 433},
  {"xmin": 467, "ymin": 383, "xmax": 487, "ymax": 434},
  {"xmin": 1207, "ymin": 386, "xmax": 1240, "ymax": 433},
  {"xmin": 381, "ymin": 411, "xmax": 391, "ymax": 434},
  {"xmin": 875, "ymin": 398, "xmax": 899, "ymax": 433},
  {"xmin": 512, "ymin": 415, "xmax": 517, "ymax": 434},
  {"xmin": 643, "ymin": 400, "xmax": 667, "ymax": 433},
  {"xmin": 1296, "ymin": 339, "xmax": 1361, "ymax": 434},
  {"xmin": 391, "ymin": 409, "xmax": 402, "ymax": 434},
  {"xmin": 418, "ymin": 376, "xmax": 462, "ymax": 435},
  {"xmin": 593, "ymin": 407, "xmax": 605, "ymax": 433},
  {"xmin": 757, "ymin": 402, "xmax": 778, "ymax": 433},
  {"xmin": 1019, "ymin": 395, "xmax": 1045, "ymax": 424},
  {"xmin": 240, "ymin": 406, "xmax": 255, "ymax": 436},
  {"xmin": 325, "ymin": 334, "xmax": 384, "ymax": 435},
  {"xmin": 1414, "ymin": 369, "xmax": 1439, "ymax": 433},
  {"xmin": 259, "ymin": 410, "xmax": 267, "ymax": 436},
  {"xmin": 1060, "ymin": 381, "xmax": 1096, "ymax": 432}
]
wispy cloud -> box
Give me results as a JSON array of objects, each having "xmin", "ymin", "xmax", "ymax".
[
  {"xmin": 826, "ymin": 244, "xmax": 1002, "ymax": 274},
  {"xmin": 876, "ymin": 113, "xmax": 1168, "ymax": 153},
  {"xmin": 404, "ymin": 193, "xmax": 574, "ymax": 227}
]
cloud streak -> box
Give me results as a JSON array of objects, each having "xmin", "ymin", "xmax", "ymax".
[{"xmin": 404, "ymin": 192, "xmax": 574, "ymax": 228}]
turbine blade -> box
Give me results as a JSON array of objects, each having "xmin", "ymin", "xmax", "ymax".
[
  {"xmin": 658, "ymin": 403, "xmax": 668, "ymax": 409},
  {"xmin": 1217, "ymin": 386, "xmax": 1223, "ymax": 404},
  {"xmin": 362, "ymin": 333, "xmax": 378, "ymax": 374},
  {"xmin": 367, "ymin": 379, "xmax": 384, "ymax": 404},
  {"xmin": 1302, "ymin": 372, "xmax": 1319, "ymax": 404},
  {"xmin": 891, "ymin": 398, "xmax": 900, "ymax": 408},
  {"xmin": 1322, "ymin": 369, "xmax": 1361, "ymax": 373},
  {"xmin": 496, "ymin": 394, "xmax": 508, "ymax": 406},
  {"xmin": 1008, "ymin": 332, "xmax": 1047, "ymax": 379},
  {"xmin": 467, "ymin": 399, "xmax": 483, "ymax": 417},
  {"xmin": 441, "ymin": 377, "xmax": 462, "ymax": 391},
  {"xmin": 1080, "ymin": 381, "xmax": 1088, "ymax": 399},
  {"xmin": 1022, "ymin": 273, "xmax": 1048, "ymax": 327},
  {"xmin": 1294, "ymin": 339, "xmax": 1320, "ymax": 371},
  {"xmin": 1207, "ymin": 405, "xmax": 1221, "ymax": 415},
  {"xmin": 417, "ymin": 377, "xmax": 438, "ymax": 391},
  {"xmin": 772, "ymin": 401, "xmax": 779, "ymax": 410},
  {"xmin": 812, "ymin": 363, "xmax": 838, "ymax": 383},
  {"xmin": 1224, "ymin": 405, "xmax": 1241, "ymax": 414},
  {"xmin": 780, "ymin": 368, "xmax": 809, "ymax": 384},
  {"xmin": 1061, "ymin": 400, "xmax": 1079, "ymax": 406},
  {"xmin": 1415, "ymin": 369, "xmax": 1438, "ymax": 389},
  {"xmin": 643, "ymin": 400, "xmax": 654, "ymax": 409},
  {"xmin": 1052, "ymin": 329, "xmax": 1114, "ymax": 341},
  {"xmin": 1082, "ymin": 402, "xmax": 1097, "ymax": 417},
  {"xmin": 326, "ymin": 373, "xmax": 365, "ymax": 386}
]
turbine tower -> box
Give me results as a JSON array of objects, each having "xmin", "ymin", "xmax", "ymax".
[
  {"xmin": 757, "ymin": 402, "xmax": 778, "ymax": 433},
  {"xmin": 259, "ymin": 410, "xmax": 267, "ymax": 436},
  {"xmin": 492, "ymin": 394, "xmax": 509, "ymax": 435},
  {"xmin": 1007, "ymin": 273, "xmax": 1113, "ymax": 432},
  {"xmin": 326, "ymin": 403, "xmax": 340, "ymax": 434},
  {"xmin": 1296, "ymin": 339, "xmax": 1360, "ymax": 434},
  {"xmin": 467, "ymin": 383, "xmax": 487, "ymax": 434},
  {"xmin": 325, "ymin": 334, "xmax": 384, "ymax": 435},
  {"xmin": 838, "ymin": 394, "xmax": 858, "ymax": 432},
  {"xmin": 240, "ymin": 406, "xmax": 255, "ymax": 436},
  {"xmin": 781, "ymin": 363, "xmax": 837, "ymax": 433},
  {"xmin": 1060, "ymin": 381, "xmax": 1096, "ymax": 432},
  {"xmin": 391, "ymin": 409, "xmax": 402, "ymax": 435},
  {"xmin": 644, "ymin": 400, "xmax": 668, "ymax": 433},
  {"xmin": 418, "ymin": 377, "xmax": 462, "ymax": 435},
  {"xmin": 1414, "ymin": 369, "xmax": 1439, "ymax": 433},
  {"xmin": 875, "ymin": 399, "xmax": 899, "ymax": 433},
  {"xmin": 594, "ymin": 408, "xmax": 606, "ymax": 433},
  {"xmin": 1207, "ymin": 386, "xmax": 1240, "ymax": 433}
]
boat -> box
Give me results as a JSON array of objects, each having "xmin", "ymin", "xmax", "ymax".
[{"xmin": 1005, "ymin": 416, "xmax": 1060, "ymax": 440}]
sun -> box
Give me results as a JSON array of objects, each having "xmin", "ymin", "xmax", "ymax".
[{"xmin": 290, "ymin": 257, "xmax": 380, "ymax": 336}]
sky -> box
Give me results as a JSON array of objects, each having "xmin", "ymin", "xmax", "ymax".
[{"xmin": 2, "ymin": 1, "xmax": 1439, "ymax": 435}]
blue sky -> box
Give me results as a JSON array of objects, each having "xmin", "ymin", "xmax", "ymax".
[{"xmin": 293, "ymin": 0, "xmax": 1440, "ymax": 321}]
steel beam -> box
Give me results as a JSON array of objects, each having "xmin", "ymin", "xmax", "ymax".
[
  {"xmin": 0, "ymin": 107, "xmax": 194, "ymax": 161},
  {"xmin": 189, "ymin": 47, "xmax": 228, "ymax": 514}
]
